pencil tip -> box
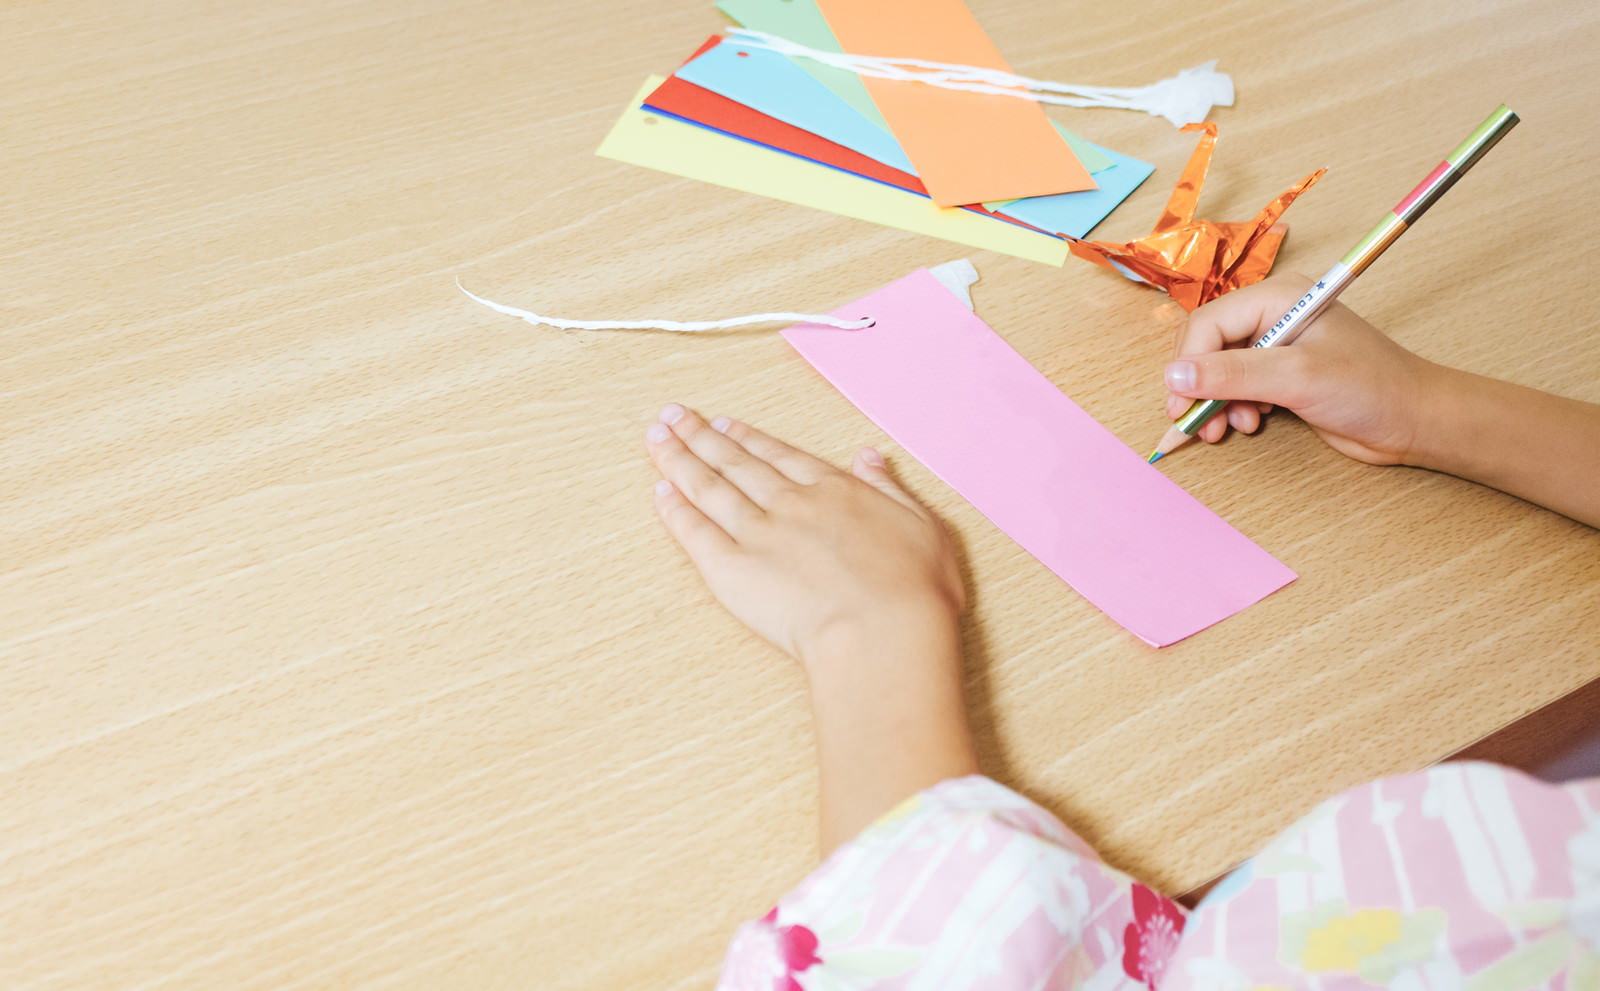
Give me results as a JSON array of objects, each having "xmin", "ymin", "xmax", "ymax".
[{"xmin": 1147, "ymin": 450, "xmax": 1164, "ymax": 464}]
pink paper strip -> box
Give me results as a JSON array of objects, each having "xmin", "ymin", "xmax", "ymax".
[{"xmin": 782, "ymin": 268, "xmax": 1296, "ymax": 646}]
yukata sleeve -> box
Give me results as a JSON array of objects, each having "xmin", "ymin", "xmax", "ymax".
[
  {"xmin": 716, "ymin": 774, "xmax": 1185, "ymax": 991},
  {"xmin": 1166, "ymin": 761, "xmax": 1600, "ymax": 990}
]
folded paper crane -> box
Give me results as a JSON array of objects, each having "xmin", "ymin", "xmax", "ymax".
[{"xmin": 1066, "ymin": 123, "xmax": 1325, "ymax": 311}]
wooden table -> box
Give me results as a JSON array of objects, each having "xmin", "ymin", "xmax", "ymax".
[{"xmin": 4, "ymin": 0, "xmax": 1598, "ymax": 987}]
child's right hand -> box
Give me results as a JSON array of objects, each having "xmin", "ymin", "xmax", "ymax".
[
  {"xmin": 1162, "ymin": 274, "xmax": 1600, "ymax": 528},
  {"xmin": 1161, "ymin": 274, "xmax": 1435, "ymax": 465}
]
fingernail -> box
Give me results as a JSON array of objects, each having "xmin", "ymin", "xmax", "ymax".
[
  {"xmin": 710, "ymin": 416, "xmax": 731, "ymax": 433},
  {"xmin": 860, "ymin": 447, "xmax": 883, "ymax": 467},
  {"xmin": 654, "ymin": 479, "xmax": 673, "ymax": 497},
  {"xmin": 646, "ymin": 423, "xmax": 670, "ymax": 443},
  {"xmin": 659, "ymin": 403, "xmax": 685, "ymax": 425},
  {"xmin": 1165, "ymin": 361, "xmax": 1196, "ymax": 392}
]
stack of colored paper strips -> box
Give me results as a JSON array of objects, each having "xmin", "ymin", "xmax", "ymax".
[{"xmin": 598, "ymin": 0, "xmax": 1155, "ymax": 265}]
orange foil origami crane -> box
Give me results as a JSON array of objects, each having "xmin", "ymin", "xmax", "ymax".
[{"xmin": 1067, "ymin": 123, "xmax": 1325, "ymax": 311}]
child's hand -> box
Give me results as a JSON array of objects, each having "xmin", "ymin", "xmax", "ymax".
[
  {"xmin": 647, "ymin": 404, "xmax": 978, "ymax": 850},
  {"xmin": 645, "ymin": 404, "xmax": 964, "ymax": 668},
  {"xmin": 1162, "ymin": 274, "xmax": 1435, "ymax": 465}
]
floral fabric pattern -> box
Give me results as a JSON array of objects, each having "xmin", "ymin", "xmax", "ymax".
[
  {"xmin": 718, "ymin": 763, "xmax": 1600, "ymax": 990},
  {"xmin": 1123, "ymin": 883, "xmax": 1185, "ymax": 987}
]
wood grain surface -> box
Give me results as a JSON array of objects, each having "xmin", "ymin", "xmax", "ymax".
[{"xmin": 3, "ymin": 0, "xmax": 1598, "ymax": 987}]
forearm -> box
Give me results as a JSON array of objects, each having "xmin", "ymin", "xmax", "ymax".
[
  {"xmin": 1409, "ymin": 362, "xmax": 1600, "ymax": 528},
  {"xmin": 803, "ymin": 608, "xmax": 978, "ymax": 857}
]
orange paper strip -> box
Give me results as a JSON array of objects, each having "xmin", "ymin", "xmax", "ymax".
[
  {"xmin": 812, "ymin": 0, "xmax": 1095, "ymax": 207},
  {"xmin": 1067, "ymin": 123, "xmax": 1326, "ymax": 311}
]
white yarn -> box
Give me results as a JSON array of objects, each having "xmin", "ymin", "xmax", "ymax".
[
  {"xmin": 457, "ymin": 280, "xmax": 873, "ymax": 332},
  {"xmin": 724, "ymin": 27, "xmax": 1233, "ymax": 128}
]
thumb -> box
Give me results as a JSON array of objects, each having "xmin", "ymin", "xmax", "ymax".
[
  {"xmin": 1165, "ymin": 347, "xmax": 1311, "ymax": 408},
  {"xmin": 851, "ymin": 447, "xmax": 924, "ymax": 514}
]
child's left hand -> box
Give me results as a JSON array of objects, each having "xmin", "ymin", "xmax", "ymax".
[
  {"xmin": 645, "ymin": 403, "xmax": 964, "ymax": 670},
  {"xmin": 646, "ymin": 403, "xmax": 978, "ymax": 853}
]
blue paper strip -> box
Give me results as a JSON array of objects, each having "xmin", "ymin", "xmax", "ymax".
[{"xmin": 677, "ymin": 38, "xmax": 915, "ymax": 172}]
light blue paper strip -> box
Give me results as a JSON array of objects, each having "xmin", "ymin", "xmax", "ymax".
[
  {"xmin": 715, "ymin": 0, "xmax": 1114, "ymax": 175},
  {"xmin": 715, "ymin": 0, "xmax": 890, "ymax": 131},
  {"xmin": 674, "ymin": 35, "xmax": 1152, "ymax": 237},
  {"xmin": 677, "ymin": 37, "xmax": 1118, "ymax": 178},
  {"xmin": 716, "ymin": 0, "xmax": 1124, "ymax": 176},
  {"xmin": 677, "ymin": 36, "xmax": 916, "ymax": 173},
  {"xmin": 991, "ymin": 143, "xmax": 1155, "ymax": 238}
]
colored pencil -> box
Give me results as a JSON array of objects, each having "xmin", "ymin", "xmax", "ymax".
[{"xmin": 1148, "ymin": 104, "xmax": 1520, "ymax": 463}]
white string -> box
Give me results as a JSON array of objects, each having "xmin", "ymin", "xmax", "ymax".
[
  {"xmin": 457, "ymin": 280, "xmax": 873, "ymax": 332},
  {"xmin": 724, "ymin": 28, "xmax": 1233, "ymax": 128}
]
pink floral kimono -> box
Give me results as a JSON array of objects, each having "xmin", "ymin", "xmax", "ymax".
[{"xmin": 718, "ymin": 762, "xmax": 1599, "ymax": 989}]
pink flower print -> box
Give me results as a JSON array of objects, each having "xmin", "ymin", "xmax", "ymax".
[
  {"xmin": 718, "ymin": 908, "xmax": 822, "ymax": 991},
  {"xmin": 1121, "ymin": 883, "xmax": 1185, "ymax": 989},
  {"xmin": 765, "ymin": 908, "xmax": 821, "ymax": 988}
]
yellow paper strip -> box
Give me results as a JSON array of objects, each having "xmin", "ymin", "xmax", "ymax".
[{"xmin": 596, "ymin": 77, "xmax": 1068, "ymax": 267}]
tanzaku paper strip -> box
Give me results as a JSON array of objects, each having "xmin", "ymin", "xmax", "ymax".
[
  {"xmin": 676, "ymin": 33, "xmax": 914, "ymax": 172},
  {"xmin": 781, "ymin": 267, "xmax": 1296, "ymax": 646},
  {"xmin": 597, "ymin": 77, "xmax": 1069, "ymax": 266},
  {"xmin": 811, "ymin": 0, "xmax": 1093, "ymax": 205},
  {"xmin": 666, "ymin": 39, "xmax": 1142, "ymax": 237},
  {"xmin": 680, "ymin": 34, "xmax": 1115, "ymax": 174},
  {"xmin": 716, "ymin": 0, "xmax": 891, "ymax": 130},
  {"xmin": 980, "ymin": 143, "xmax": 1154, "ymax": 240},
  {"xmin": 641, "ymin": 72, "xmax": 1058, "ymax": 236},
  {"xmin": 707, "ymin": 4, "xmax": 1119, "ymax": 175}
]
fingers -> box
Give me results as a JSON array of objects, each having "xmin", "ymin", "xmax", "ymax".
[
  {"xmin": 1166, "ymin": 401, "xmax": 1264, "ymax": 444},
  {"xmin": 658, "ymin": 403, "xmax": 791, "ymax": 508},
  {"xmin": 647, "ymin": 405, "xmax": 925, "ymax": 527},
  {"xmin": 1164, "ymin": 346, "xmax": 1314, "ymax": 409},
  {"xmin": 1172, "ymin": 273, "xmax": 1315, "ymax": 358},
  {"xmin": 717, "ymin": 418, "xmax": 832, "ymax": 485},
  {"xmin": 1162, "ymin": 275, "xmax": 1316, "ymax": 438},
  {"xmin": 850, "ymin": 447, "xmax": 927, "ymax": 515},
  {"xmin": 651, "ymin": 478, "xmax": 738, "ymax": 572},
  {"xmin": 647, "ymin": 408, "xmax": 764, "ymax": 536},
  {"xmin": 1166, "ymin": 392, "xmax": 1271, "ymax": 420},
  {"xmin": 1226, "ymin": 403, "xmax": 1261, "ymax": 435}
]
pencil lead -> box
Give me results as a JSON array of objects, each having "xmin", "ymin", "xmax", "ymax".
[{"xmin": 1147, "ymin": 449, "xmax": 1165, "ymax": 464}]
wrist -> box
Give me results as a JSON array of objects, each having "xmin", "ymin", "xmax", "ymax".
[
  {"xmin": 1392, "ymin": 363, "xmax": 1600, "ymax": 527},
  {"xmin": 799, "ymin": 599, "xmax": 964, "ymax": 682},
  {"xmin": 1399, "ymin": 358, "xmax": 1468, "ymax": 472},
  {"xmin": 799, "ymin": 602, "xmax": 977, "ymax": 855}
]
